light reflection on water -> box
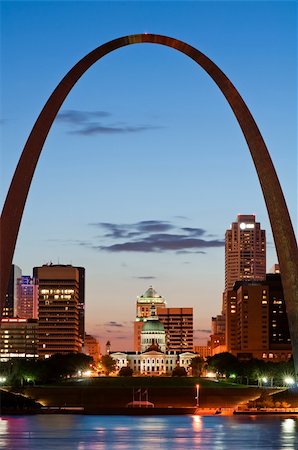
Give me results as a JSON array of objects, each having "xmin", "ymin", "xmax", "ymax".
[{"xmin": 0, "ymin": 414, "xmax": 297, "ymax": 450}]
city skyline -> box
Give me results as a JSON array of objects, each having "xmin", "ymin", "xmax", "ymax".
[{"xmin": 1, "ymin": 2, "xmax": 296, "ymax": 350}]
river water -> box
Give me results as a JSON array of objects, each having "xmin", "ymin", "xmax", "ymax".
[{"xmin": 0, "ymin": 414, "xmax": 297, "ymax": 449}]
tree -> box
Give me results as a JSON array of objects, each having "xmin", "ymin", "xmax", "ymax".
[
  {"xmin": 206, "ymin": 352, "xmax": 240, "ymax": 378},
  {"xmin": 100, "ymin": 355, "xmax": 117, "ymax": 376},
  {"xmin": 172, "ymin": 366, "xmax": 187, "ymax": 376},
  {"xmin": 118, "ymin": 366, "xmax": 133, "ymax": 376},
  {"xmin": 43, "ymin": 353, "xmax": 93, "ymax": 382},
  {"xmin": 190, "ymin": 356, "xmax": 204, "ymax": 377}
]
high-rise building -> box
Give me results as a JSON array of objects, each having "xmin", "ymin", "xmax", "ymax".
[
  {"xmin": 225, "ymin": 274, "xmax": 291, "ymax": 361},
  {"xmin": 2, "ymin": 265, "xmax": 22, "ymax": 317},
  {"xmin": 225, "ymin": 214, "xmax": 266, "ymax": 291},
  {"xmin": 133, "ymin": 286, "xmax": 166, "ymax": 351},
  {"xmin": 76, "ymin": 267, "xmax": 85, "ymax": 346},
  {"xmin": 0, "ymin": 318, "xmax": 38, "ymax": 361},
  {"xmin": 157, "ymin": 307, "xmax": 193, "ymax": 352},
  {"xmin": 15, "ymin": 276, "xmax": 38, "ymax": 319},
  {"xmin": 33, "ymin": 264, "xmax": 82, "ymax": 357}
]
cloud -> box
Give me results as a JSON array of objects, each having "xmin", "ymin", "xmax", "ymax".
[
  {"xmin": 88, "ymin": 219, "xmax": 224, "ymax": 254},
  {"xmin": 55, "ymin": 109, "xmax": 161, "ymax": 135},
  {"xmin": 56, "ymin": 109, "xmax": 110, "ymax": 124},
  {"xmin": 134, "ymin": 276, "xmax": 157, "ymax": 280},
  {"xmin": 71, "ymin": 123, "xmax": 160, "ymax": 135},
  {"xmin": 176, "ymin": 250, "xmax": 206, "ymax": 255},
  {"xmin": 104, "ymin": 321, "xmax": 124, "ymax": 328}
]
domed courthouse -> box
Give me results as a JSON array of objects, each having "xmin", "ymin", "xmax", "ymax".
[{"xmin": 111, "ymin": 289, "xmax": 195, "ymax": 376}]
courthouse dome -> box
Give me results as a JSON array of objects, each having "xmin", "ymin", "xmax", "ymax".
[{"xmin": 142, "ymin": 318, "xmax": 165, "ymax": 333}]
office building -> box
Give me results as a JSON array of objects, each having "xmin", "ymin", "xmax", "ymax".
[
  {"xmin": 133, "ymin": 286, "xmax": 166, "ymax": 351},
  {"xmin": 225, "ymin": 274, "xmax": 291, "ymax": 361},
  {"xmin": 33, "ymin": 264, "xmax": 82, "ymax": 357},
  {"xmin": 15, "ymin": 276, "xmax": 38, "ymax": 319},
  {"xmin": 0, "ymin": 318, "xmax": 38, "ymax": 361},
  {"xmin": 225, "ymin": 214, "xmax": 266, "ymax": 291},
  {"xmin": 157, "ymin": 307, "xmax": 193, "ymax": 352}
]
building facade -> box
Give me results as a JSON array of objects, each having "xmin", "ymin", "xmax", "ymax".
[
  {"xmin": 225, "ymin": 274, "xmax": 291, "ymax": 361},
  {"xmin": 113, "ymin": 305, "xmax": 196, "ymax": 375},
  {"xmin": 225, "ymin": 214, "xmax": 266, "ymax": 291},
  {"xmin": 33, "ymin": 264, "xmax": 82, "ymax": 357},
  {"xmin": 0, "ymin": 318, "xmax": 38, "ymax": 361},
  {"xmin": 15, "ymin": 276, "xmax": 38, "ymax": 319},
  {"xmin": 157, "ymin": 307, "xmax": 193, "ymax": 352}
]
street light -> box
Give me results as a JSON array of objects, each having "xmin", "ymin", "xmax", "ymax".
[
  {"xmin": 195, "ymin": 384, "xmax": 200, "ymax": 407},
  {"xmin": 284, "ymin": 376, "xmax": 295, "ymax": 387}
]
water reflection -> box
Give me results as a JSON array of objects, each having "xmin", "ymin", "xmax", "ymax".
[
  {"xmin": 0, "ymin": 415, "xmax": 297, "ymax": 449},
  {"xmin": 280, "ymin": 418, "xmax": 297, "ymax": 448}
]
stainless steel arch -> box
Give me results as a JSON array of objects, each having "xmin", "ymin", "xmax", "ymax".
[{"xmin": 1, "ymin": 34, "xmax": 297, "ymax": 375}]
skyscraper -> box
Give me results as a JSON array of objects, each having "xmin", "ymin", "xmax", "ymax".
[
  {"xmin": 225, "ymin": 214, "xmax": 266, "ymax": 291},
  {"xmin": 225, "ymin": 274, "xmax": 291, "ymax": 361},
  {"xmin": 157, "ymin": 307, "xmax": 194, "ymax": 352},
  {"xmin": 33, "ymin": 264, "xmax": 82, "ymax": 357},
  {"xmin": 15, "ymin": 276, "xmax": 38, "ymax": 319}
]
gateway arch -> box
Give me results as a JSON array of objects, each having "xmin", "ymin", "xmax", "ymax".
[{"xmin": 1, "ymin": 34, "xmax": 297, "ymax": 375}]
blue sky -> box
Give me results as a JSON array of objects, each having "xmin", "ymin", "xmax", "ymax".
[{"xmin": 1, "ymin": 1, "xmax": 297, "ymax": 351}]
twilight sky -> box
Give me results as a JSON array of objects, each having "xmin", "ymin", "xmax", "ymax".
[{"xmin": 1, "ymin": 0, "xmax": 297, "ymax": 351}]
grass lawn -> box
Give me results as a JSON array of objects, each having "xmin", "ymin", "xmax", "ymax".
[{"xmin": 62, "ymin": 376, "xmax": 248, "ymax": 389}]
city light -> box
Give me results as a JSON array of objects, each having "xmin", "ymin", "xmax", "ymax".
[
  {"xmin": 284, "ymin": 377, "xmax": 295, "ymax": 386},
  {"xmin": 195, "ymin": 384, "xmax": 200, "ymax": 407}
]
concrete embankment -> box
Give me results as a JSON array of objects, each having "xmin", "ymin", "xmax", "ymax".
[{"xmin": 20, "ymin": 383, "xmax": 284, "ymax": 414}]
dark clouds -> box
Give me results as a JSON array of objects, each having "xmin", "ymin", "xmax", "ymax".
[
  {"xmin": 56, "ymin": 109, "xmax": 160, "ymax": 135},
  {"xmin": 134, "ymin": 276, "xmax": 157, "ymax": 280},
  {"xmin": 104, "ymin": 321, "xmax": 123, "ymax": 328},
  {"xmin": 89, "ymin": 220, "xmax": 224, "ymax": 254}
]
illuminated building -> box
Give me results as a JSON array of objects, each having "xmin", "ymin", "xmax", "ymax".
[
  {"xmin": 113, "ymin": 304, "xmax": 196, "ymax": 375},
  {"xmin": 225, "ymin": 214, "xmax": 266, "ymax": 291},
  {"xmin": 140, "ymin": 304, "xmax": 167, "ymax": 353},
  {"xmin": 193, "ymin": 344, "xmax": 212, "ymax": 358},
  {"xmin": 111, "ymin": 350, "xmax": 195, "ymax": 376},
  {"xmin": 133, "ymin": 286, "xmax": 166, "ymax": 351},
  {"xmin": 157, "ymin": 307, "xmax": 193, "ymax": 352},
  {"xmin": 0, "ymin": 318, "xmax": 38, "ymax": 361},
  {"xmin": 33, "ymin": 264, "xmax": 81, "ymax": 357},
  {"xmin": 225, "ymin": 274, "xmax": 291, "ymax": 361},
  {"xmin": 2, "ymin": 264, "xmax": 22, "ymax": 317},
  {"xmin": 15, "ymin": 276, "xmax": 38, "ymax": 319}
]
